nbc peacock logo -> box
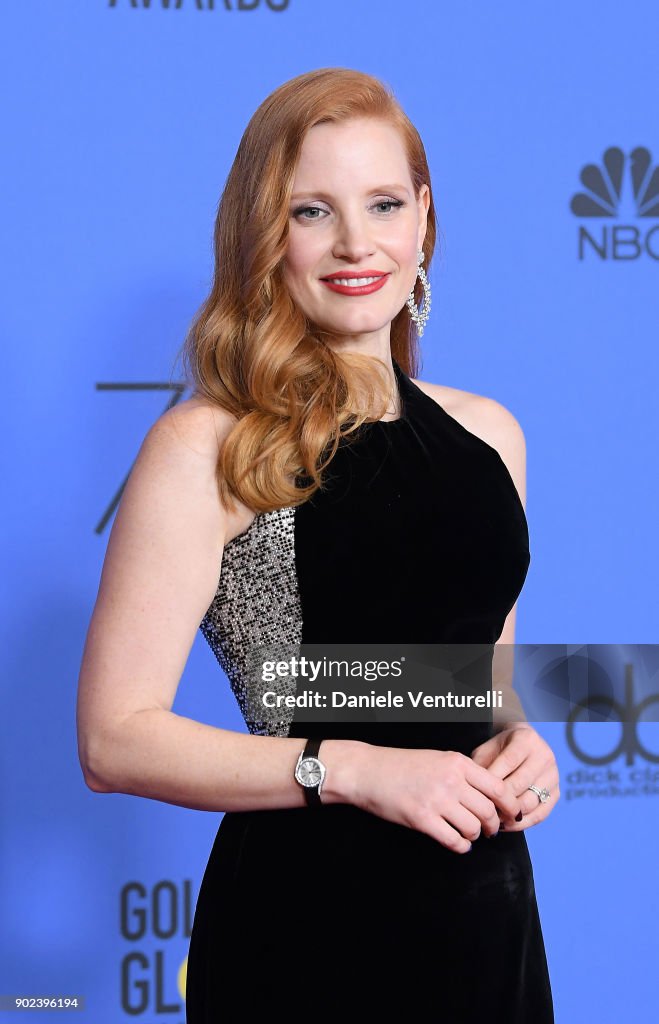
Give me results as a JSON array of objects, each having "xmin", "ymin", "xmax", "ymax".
[{"xmin": 570, "ymin": 146, "xmax": 659, "ymax": 260}]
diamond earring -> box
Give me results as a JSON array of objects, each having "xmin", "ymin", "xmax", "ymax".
[{"xmin": 406, "ymin": 249, "xmax": 431, "ymax": 337}]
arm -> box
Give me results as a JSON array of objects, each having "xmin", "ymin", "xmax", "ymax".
[
  {"xmin": 492, "ymin": 614, "xmax": 530, "ymax": 733},
  {"xmin": 76, "ymin": 400, "xmax": 366, "ymax": 811},
  {"xmin": 465, "ymin": 401, "xmax": 562, "ymax": 830},
  {"xmin": 77, "ymin": 396, "xmax": 525, "ymax": 849},
  {"xmin": 492, "ymin": 403, "xmax": 531, "ymax": 732},
  {"xmin": 465, "ymin": 397, "xmax": 531, "ymax": 733}
]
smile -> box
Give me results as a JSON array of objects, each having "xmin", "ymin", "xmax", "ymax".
[{"xmin": 321, "ymin": 274, "xmax": 390, "ymax": 296}]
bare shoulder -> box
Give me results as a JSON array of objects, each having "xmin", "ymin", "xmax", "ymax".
[
  {"xmin": 139, "ymin": 395, "xmax": 256, "ymax": 541},
  {"xmin": 153, "ymin": 394, "xmax": 238, "ymax": 458},
  {"xmin": 411, "ymin": 377, "xmax": 527, "ymax": 508}
]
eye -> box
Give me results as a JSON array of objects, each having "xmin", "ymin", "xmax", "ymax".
[
  {"xmin": 292, "ymin": 206, "xmax": 328, "ymax": 220},
  {"xmin": 290, "ymin": 197, "xmax": 405, "ymax": 221},
  {"xmin": 373, "ymin": 199, "xmax": 405, "ymax": 214}
]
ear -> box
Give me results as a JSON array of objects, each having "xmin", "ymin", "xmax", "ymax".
[{"xmin": 417, "ymin": 183, "xmax": 430, "ymax": 251}]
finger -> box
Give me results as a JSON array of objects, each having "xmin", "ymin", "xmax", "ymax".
[
  {"xmin": 499, "ymin": 796, "xmax": 556, "ymax": 831},
  {"xmin": 420, "ymin": 811, "xmax": 478, "ymax": 855},
  {"xmin": 440, "ymin": 803, "xmax": 484, "ymax": 846},
  {"xmin": 499, "ymin": 771, "xmax": 560, "ymax": 828},
  {"xmin": 502, "ymin": 760, "xmax": 559, "ymax": 812},
  {"xmin": 483, "ymin": 740, "xmax": 528, "ymax": 781},
  {"xmin": 470, "ymin": 735, "xmax": 504, "ymax": 767},
  {"xmin": 466, "ymin": 762, "xmax": 523, "ymax": 821},
  {"xmin": 459, "ymin": 789, "xmax": 502, "ymax": 837},
  {"xmin": 491, "ymin": 756, "xmax": 552, "ymax": 821},
  {"xmin": 487, "ymin": 731, "xmax": 554, "ymax": 783},
  {"xmin": 517, "ymin": 766, "xmax": 560, "ymax": 814}
]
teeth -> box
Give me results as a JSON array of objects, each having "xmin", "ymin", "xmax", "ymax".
[{"xmin": 326, "ymin": 276, "xmax": 383, "ymax": 286}]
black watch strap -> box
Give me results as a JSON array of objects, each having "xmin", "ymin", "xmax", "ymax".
[
  {"xmin": 301, "ymin": 737, "xmax": 323, "ymax": 808},
  {"xmin": 303, "ymin": 736, "xmax": 322, "ymax": 760}
]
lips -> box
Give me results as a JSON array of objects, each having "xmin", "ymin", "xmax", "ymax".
[
  {"xmin": 320, "ymin": 270, "xmax": 391, "ymax": 296},
  {"xmin": 321, "ymin": 269, "xmax": 388, "ymax": 281}
]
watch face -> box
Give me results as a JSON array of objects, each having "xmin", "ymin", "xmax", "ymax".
[{"xmin": 298, "ymin": 757, "xmax": 322, "ymax": 787}]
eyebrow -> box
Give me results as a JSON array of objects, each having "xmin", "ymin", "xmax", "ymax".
[{"xmin": 290, "ymin": 184, "xmax": 411, "ymax": 201}]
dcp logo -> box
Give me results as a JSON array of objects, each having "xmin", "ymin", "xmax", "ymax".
[{"xmin": 567, "ymin": 664, "xmax": 659, "ymax": 765}]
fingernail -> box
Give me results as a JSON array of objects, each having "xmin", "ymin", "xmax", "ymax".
[
  {"xmin": 515, "ymin": 810, "xmax": 523, "ymax": 821},
  {"xmin": 486, "ymin": 831, "xmax": 500, "ymax": 839}
]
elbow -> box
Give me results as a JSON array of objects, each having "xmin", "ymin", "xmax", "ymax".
[
  {"xmin": 78, "ymin": 734, "xmax": 115, "ymax": 793},
  {"xmin": 83, "ymin": 766, "xmax": 113, "ymax": 793}
]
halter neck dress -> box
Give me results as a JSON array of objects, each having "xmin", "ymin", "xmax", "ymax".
[{"xmin": 185, "ymin": 358, "xmax": 554, "ymax": 1022}]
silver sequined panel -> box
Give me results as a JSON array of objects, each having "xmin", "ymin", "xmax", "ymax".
[{"xmin": 199, "ymin": 505, "xmax": 302, "ymax": 737}]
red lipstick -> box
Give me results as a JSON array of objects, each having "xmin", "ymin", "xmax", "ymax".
[{"xmin": 320, "ymin": 270, "xmax": 390, "ymax": 296}]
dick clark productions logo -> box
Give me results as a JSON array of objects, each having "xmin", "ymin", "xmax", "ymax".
[
  {"xmin": 564, "ymin": 665, "xmax": 659, "ymax": 801},
  {"xmin": 570, "ymin": 146, "xmax": 659, "ymax": 259},
  {"xmin": 566, "ymin": 668, "xmax": 659, "ymax": 766}
]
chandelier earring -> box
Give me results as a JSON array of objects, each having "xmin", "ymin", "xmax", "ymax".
[{"xmin": 406, "ymin": 249, "xmax": 431, "ymax": 337}]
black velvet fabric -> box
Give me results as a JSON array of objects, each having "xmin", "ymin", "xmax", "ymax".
[
  {"xmin": 296, "ymin": 359, "xmax": 531, "ymax": 648},
  {"xmin": 186, "ymin": 360, "xmax": 554, "ymax": 1022}
]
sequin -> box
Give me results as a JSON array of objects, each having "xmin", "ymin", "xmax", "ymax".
[{"xmin": 199, "ymin": 505, "xmax": 302, "ymax": 736}]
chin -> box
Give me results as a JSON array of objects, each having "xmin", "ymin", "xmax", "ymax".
[
  {"xmin": 321, "ymin": 324, "xmax": 389, "ymax": 341},
  {"xmin": 317, "ymin": 309, "xmax": 393, "ymax": 329}
]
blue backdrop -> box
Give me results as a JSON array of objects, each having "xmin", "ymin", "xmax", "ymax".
[{"xmin": 2, "ymin": 2, "xmax": 658, "ymax": 1021}]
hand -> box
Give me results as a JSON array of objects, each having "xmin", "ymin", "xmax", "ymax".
[
  {"xmin": 350, "ymin": 744, "xmax": 525, "ymax": 855},
  {"xmin": 470, "ymin": 723, "xmax": 560, "ymax": 832}
]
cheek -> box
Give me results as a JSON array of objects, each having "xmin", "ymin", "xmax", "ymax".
[
  {"xmin": 282, "ymin": 263, "xmax": 309, "ymax": 305},
  {"xmin": 284, "ymin": 229, "xmax": 322, "ymax": 279},
  {"xmin": 393, "ymin": 238, "xmax": 420, "ymax": 290},
  {"xmin": 399, "ymin": 230, "xmax": 420, "ymax": 263},
  {"xmin": 388, "ymin": 223, "xmax": 419, "ymax": 268}
]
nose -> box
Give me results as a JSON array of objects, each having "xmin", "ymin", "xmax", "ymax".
[{"xmin": 331, "ymin": 211, "xmax": 376, "ymax": 263}]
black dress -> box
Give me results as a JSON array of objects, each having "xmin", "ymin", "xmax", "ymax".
[{"xmin": 185, "ymin": 359, "xmax": 554, "ymax": 1022}]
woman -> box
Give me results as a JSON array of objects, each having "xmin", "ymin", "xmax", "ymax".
[{"xmin": 77, "ymin": 68, "xmax": 557, "ymax": 1021}]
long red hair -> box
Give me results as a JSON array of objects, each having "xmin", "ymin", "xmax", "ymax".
[{"xmin": 174, "ymin": 67, "xmax": 438, "ymax": 514}]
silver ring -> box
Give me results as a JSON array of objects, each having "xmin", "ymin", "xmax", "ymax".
[{"xmin": 528, "ymin": 784, "xmax": 551, "ymax": 804}]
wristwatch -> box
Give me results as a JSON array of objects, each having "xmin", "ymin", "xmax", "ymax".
[{"xmin": 294, "ymin": 737, "xmax": 326, "ymax": 808}]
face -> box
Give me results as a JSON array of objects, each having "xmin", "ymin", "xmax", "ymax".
[{"xmin": 282, "ymin": 117, "xmax": 430, "ymax": 356}]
